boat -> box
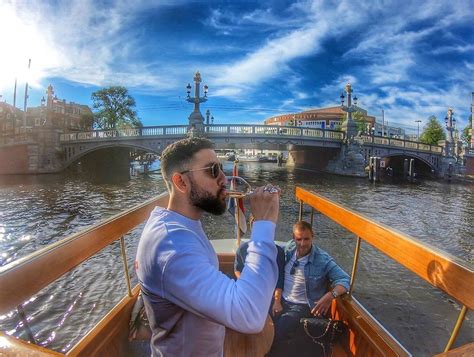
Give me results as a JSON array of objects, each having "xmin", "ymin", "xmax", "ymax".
[
  {"xmin": 236, "ymin": 155, "xmax": 260, "ymax": 162},
  {"xmin": 0, "ymin": 187, "xmax": 472, "ymax": 356}
]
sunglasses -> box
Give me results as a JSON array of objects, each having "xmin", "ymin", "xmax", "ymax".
[
  {"xmin": 290, "ymin": 260, "xmax": 299, "ymax": 275},
  {"xmin": 180, "ymin": 162, "xmax": 224, "ymax": 179}
]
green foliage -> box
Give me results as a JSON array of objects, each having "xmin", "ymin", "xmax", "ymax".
[
  {"xmin": 420, "ymin": 115, "xmax": 446, "ymax": 145},
  {"xmin": 91, "ymin": 86, "xmax": 142, "ymax": 129},
  {"xmin": 352, "ymin": 111, "xmax": 368, "ymax": 132},
  {"xmin": 341, "ymin": 111, "xmax": 368, "ymax": 132},
  {"xmin": 79, "ymin": 113, "xmax": 94, "ymax": 130},
  {"xmin": 461, "ymin": 115, "xmax": 472, "ymax": 145}
]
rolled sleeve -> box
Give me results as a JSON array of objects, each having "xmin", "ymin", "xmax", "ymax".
[{"xmin": 325, "ymin": 259, "xmax": 350, "ymax": 290}]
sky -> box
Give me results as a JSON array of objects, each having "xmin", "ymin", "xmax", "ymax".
[{"xmin": 0, "ymin": 0, "xmax": 473, "ymax": 136}]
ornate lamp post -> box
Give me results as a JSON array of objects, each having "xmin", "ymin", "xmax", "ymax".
[
  {"xmin": 444, "ymin": 107, "xmax": 455, "ymax": 157},
  {"xmin": 186, "ymin": 71, "xmax": 208, "ymax": 130},
  {"xmin": 339, "ymin": 83, "xmax": 359, "ymax": 140}
]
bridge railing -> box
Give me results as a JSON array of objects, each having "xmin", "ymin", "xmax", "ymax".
[
  {"xmin": 205, "ymin": 124, "xmax": 344, "ymax": 140},
  {"xmin": 60, "ymin": 124, "xmax": 344, "ymax": 142},
  {"xmin": 361, "ymin": 135, "xmax": 443, "ymax": 153},
  {"xmin": 60, "ymin": 126, "xmax": 189, "ymax": 142}
]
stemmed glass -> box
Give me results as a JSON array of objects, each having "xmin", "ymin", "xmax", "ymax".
[{"xmin": 225, "ymin": 176, "xmax": 253, "ymax": 198}]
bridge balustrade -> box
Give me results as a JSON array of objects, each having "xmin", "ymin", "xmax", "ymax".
[
  {"xmin": 374, "ymin": 137, "xmax": 391, "ymax": 145},
  {"xmin": 204, "ymin": 124, "xmax": 343, "ymax": 140},
  {"xmin": 58, "ymin": 125, "xmax": 443, "ymax": 156},
  {"xmin": 390, "ymin": 139, "xmax": 404, "ymax": 147},
  {"xmin": 207, "ymin": 125, "xmax": 232, "ymax": 134},
  {"xmin": 360, "ymin": 135, "xmax": 443, "ymax": 154},
  {"xmin": 405, "ymin": 141, "xmax": 418, "ymax": 149}
]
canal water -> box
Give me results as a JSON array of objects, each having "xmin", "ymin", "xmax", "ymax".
[{"xmin": 0, "ymin": 162, "xmax": 472, "ymax": 355}]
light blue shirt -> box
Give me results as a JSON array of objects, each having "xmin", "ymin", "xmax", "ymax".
[{"xmin": 136, "ymin": 207, "xmax": 277, "ymax": 356}]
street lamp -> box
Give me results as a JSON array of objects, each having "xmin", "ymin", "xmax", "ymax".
[
  {"xmin": 186, "ymin": 71, "xmax": 208, "ymax": 129},
  {"xmin": 415, "ymin": 120, "xmax": 422, "ymax": 141},
  {"xmin": 339, "ymin": 83, "xmax": 359, "ymax": 139},
  {"xmin": 445, "ymin": 107, "xmax": 455, "ymax": 157}
]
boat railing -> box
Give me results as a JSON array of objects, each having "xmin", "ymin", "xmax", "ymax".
[
  {"xmin": 1, "ymin": 187, "xmax": 472, "ymax": 355},
  {"xmin": 295, "ymin": 187, "xmax": 473, "ymax": 353},
  {"xmin": 0, "ymin": 193, "xmax": 170, "ymax": 336}
]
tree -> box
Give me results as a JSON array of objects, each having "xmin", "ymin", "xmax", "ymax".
[
  {"xmin": 352, "ymin": 111, "xmax": 368, "ymax": 133},
  {"xmin": 461, "ymin": 115, "xmax": 472, "ymax": 146},
  {"xmin": 340, "ymin": 111, "xmax": 367, "ymax": 133},
  {"xmin": 420, "ymin": 115, "xmax": 446, "ymax": 145},
  {"xmin": 79, "ymin": 113, "xmax": 94, "ymax": 130},
  {"xmin": 91, "ymin": 86, "xmax": 142, "ymax": 129}
]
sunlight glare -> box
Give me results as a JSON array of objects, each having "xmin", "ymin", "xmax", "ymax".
[
  {"xmin": 0, "ymin": 3, "xmax": 62, "ymax": 93},
  {"xmin": 0, "ymin": 336, "xmax": 11, "ymax": 348}
]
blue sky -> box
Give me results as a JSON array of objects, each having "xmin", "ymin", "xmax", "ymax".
[{"xmin": 0, "ymin": 0, "xmax": 472, "ymax": 136}]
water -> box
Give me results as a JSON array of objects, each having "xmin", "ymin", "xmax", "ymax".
[{"xmin": 0, "ymin": 162, "xmax": 472, "ymax": 355}]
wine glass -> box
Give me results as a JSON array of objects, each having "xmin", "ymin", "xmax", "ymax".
[{"xmin": 225, "ymin": 176, "xmax": 253, "ymax": 198}]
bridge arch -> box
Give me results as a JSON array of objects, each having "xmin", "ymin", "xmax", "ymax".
[
  {"xmin": 380, "ymin": 153, "xmax": 435, "ymax": 177},
  {"xmin": 62, "ymin": 142, "xmax": 167, "ymax": 168},
  {"xmin": 382, "ymin": 153, "xmax": 434, "ymax": 168}
]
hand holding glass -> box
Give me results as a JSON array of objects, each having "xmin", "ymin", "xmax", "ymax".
[
  {"xmin": 225, "ymin": 176, "xmax": 279, "ymax": 198},
  {"xmin": 225, "ymin": 176, "xmax": 253, "ymax": 198}
]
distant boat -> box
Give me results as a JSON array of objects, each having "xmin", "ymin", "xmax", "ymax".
[{"xmin": 237, "ymin": 155, "xmax": 260, "ymax": 162}]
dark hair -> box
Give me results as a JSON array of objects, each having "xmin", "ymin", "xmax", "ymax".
[
  {"xmin": 292, "ymin": 220, "xmax": 313, "ymax": 235},
  {"xmin": 160, "ymin": 137, "xmax": 214, "ymax": 186}
]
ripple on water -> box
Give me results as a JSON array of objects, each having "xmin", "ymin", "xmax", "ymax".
[{"xmin": 0, "ymin": 165, "xmax": 472, "ymax": 355}]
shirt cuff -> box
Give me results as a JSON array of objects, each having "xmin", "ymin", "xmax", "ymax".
[{"xmin": 250, "ymin": 220, "xmax": 276, "ymax": 243}]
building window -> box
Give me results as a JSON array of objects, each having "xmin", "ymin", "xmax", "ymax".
[{"xmin": 35, "ymin": 118, "xmax": 41, "ymax": 126}]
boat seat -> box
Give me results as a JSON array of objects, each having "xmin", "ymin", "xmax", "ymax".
[{"xmin": 224, "ymin": 314, "xmax": 275, "ymax": 357}]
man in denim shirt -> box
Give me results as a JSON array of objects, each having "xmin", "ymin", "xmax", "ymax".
[{"xmin": 270, "ymin": 220, "xmax": 350, "ymax": 355}]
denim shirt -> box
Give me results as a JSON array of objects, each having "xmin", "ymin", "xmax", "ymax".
[{"xmin": 284, "ymin": 240, "xmax": 350, "ymax": 308}]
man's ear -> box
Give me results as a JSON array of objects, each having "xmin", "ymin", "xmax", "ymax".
[{"xmin": 171, "ymin": 172, "xmax": 189, "ymax": 193}]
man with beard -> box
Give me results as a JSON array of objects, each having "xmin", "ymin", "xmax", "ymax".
[{"xmin": 136, "ymin": 137, "xmax": 280, "ymax": 356}]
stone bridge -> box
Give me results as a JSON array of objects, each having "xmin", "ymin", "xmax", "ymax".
[{"xmin": 59, "ymin": 124, "xmax": 444, "ymax": 175}]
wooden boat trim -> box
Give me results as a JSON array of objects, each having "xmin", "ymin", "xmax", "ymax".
[
  {"xmin": 0, "ymin": 193, "xmax": 169, "ymax": 315},
  {"xmin": 1, "ymin": 186, "xmax": 471, "ymax": 355},
  {"xmin": 295, "ymin": 187, "xmax": 474, "ymax": 310},
  {"xmin": 434, "ymin": 342, "xmax": 474, "ymax": 356},
  {"xmin": 334, "ymin": 296, "xmax": 411, "ymax": 356},
  {"xmin": 0, "ymin": 332, "xmax": 64, "ymax": 356}
]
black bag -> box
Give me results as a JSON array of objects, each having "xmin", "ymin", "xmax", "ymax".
[{"xmin": 298, "ymin": 317, "xmax": 346, "ymax": 357}]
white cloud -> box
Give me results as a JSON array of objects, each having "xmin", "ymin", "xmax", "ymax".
[
  {"xmin": 0, "ymin": 0, "xmax": 185, "ymax": 95},
  {"xmin": 431, "ymin": 44, "xmax": 474, "ymax": 55},
  {"xmin": 212, "ymin": 24, "xmax": 327, "ymax": 87},
  {"xmin": 0, "ymin": 0, "xmax": 471, "ymax": 130}
]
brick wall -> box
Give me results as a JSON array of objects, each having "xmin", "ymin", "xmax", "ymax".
[
  {"xmin": 464, "ymin": 155, "xmax": 474, "ymax": 175},
  {"xmin": 0, "ymin": 144, "xmax": 31, "ymax": 174}
]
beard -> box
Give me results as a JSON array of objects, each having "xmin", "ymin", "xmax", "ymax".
[{"xmin": 189, "ymin": 178, "xmax": 226, "ymax": 215}]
